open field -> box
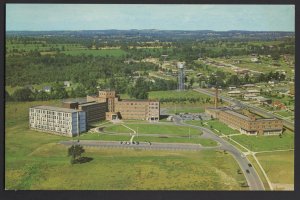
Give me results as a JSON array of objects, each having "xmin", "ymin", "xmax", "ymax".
[
  {"xmin": 149, "ymin": 90, "xmax": 211, "ymax": 100},
  {"xmin": 6, "ymin": 146, "xmax": 247, "ymax": 190},
  {"xmin": 185, "ymin": 120, "xmax": 240, "ymax": 136},
  {"xmin": 123, "ymin": 123, "xmax": 202, "ymax": 136},
  {"xmin": 256, "ymin": 151, "xmax": 294, "ymax": 187},
  {"xmin": 78, "ymin": 133, "xmax": 218, "ymax": 146},
  {"xmin": 186, "ymin": 120, "xmax": 240, "ymax": 135},
  {"xmin": 5, "ymin": 100, "xmax": 232, "ymax": 190},
  {"xmin": 230, "ymin": 131, "xmax": 294, "ymax": 152},
  {"xmin": 62, "ymin": 49, "xmax": 127, "ymax": 57},
  {"xmin": 167, "ymin": 106, "xmax": 205, "ymax": 114},
  {"xmin": 246, "ymin": 155, "xmax": 270, "ymax": 190},
  {"xmin": 103, "ymin": 124, "xmax": 134, "ymax": 134}
]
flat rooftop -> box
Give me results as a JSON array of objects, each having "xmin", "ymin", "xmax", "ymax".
[
  {"xmin": 79, "ymin": 101, "xmax": 104, "ymax": 106},
  {"xmin": 31, "ymin": 106, "xmax": 81, "ymax": 113},
  {"xmin": 120, "ymin": 99, "xmax": 159, "ymax": 102},
  {"xmin": 223, "ymin": 110, "xmax": 251, "ymax": 121}
]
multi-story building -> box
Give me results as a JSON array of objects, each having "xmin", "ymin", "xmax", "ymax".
[
  {"xmin": 78, "ymin": 102, "xmax": 107, "ymax": 123},
  {"xmin": 87, "ymin": 90, "xmax": 160, "ymax": 121},
  {"xmin": 29, "ymin": 106, "xmax": 86, "ymax": 137},
  {"xmin": 205, "ymin": 107, "xmax": 283, "ymax": 136}
]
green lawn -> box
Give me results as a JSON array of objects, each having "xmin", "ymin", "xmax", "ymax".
[
  {"xmin": 79, "ymin": 133, "xmax": 131, "ymax": 141},
  {"xmin": 78, "ymin": 132, "xmax": 217, "ymax": 147},
  {"xmin": 206, "ymin": 120, "xmax": 240, "ymax": 135},
  {"xmin": 62, "ymin": 49, "xmax": 126, "ymax": 57},
  {"xmin": 185, "ymin": 120, "xmax": 240, "ymax": 136},
  {"xmin": 6, "ymin": 147, "xmax": 247, "ymax": 190},
  {"xmin": 167, "ymin": 106, "xmax": 205, "ymax": 114},
  {"xmin": 122, "ymin": 123, "xmax": 202, "ymax": 136},
  {"xmin": 104, "ymin": 125, "xmax": 134, "ymax": 134},
  {"xmin": 256, "ymin": 151, "xmax": 294, "ymax": 188},
  {"xmin": 5, "ymin": 100, "xmax": 241, "ymax": 190},
  {"xmin": 246, "ymin": 155, "xmax": 271, "ymax": 190},
  {"xmin": 149, "ymin": 90, "xmax": 211, "ymax": 100},
  {"xmin": 274, "ymin": 110, "xmax": 294, "ymax": 118},
  {"xmin": 230, "ymin": 131, "xmax": 294, "ymax": 152}
]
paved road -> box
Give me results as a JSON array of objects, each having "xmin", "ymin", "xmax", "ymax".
[
  {"xmin": 193, "ymin": 88, "xmax": 294, "ymax": 131},
  {"xmin": 169, "ymin": 113, "xmax": 265, "ymax": 191},
  {"xmin": 59, "ymin": 140, "xmax": 219, "ymax": 151}
]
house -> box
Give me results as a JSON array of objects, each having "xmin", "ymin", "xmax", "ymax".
[
  {"xmin": 228, "ymin": 90, "xmax": 241, "ymax": 97},
  {"xmin": 228, "ymin": 86, "xmax": 237, "ymax": 90},
  {"xmin": 25, "ymin": 85, "xmax": 34, "ymax": 91},
  {"xmin": 243, "ymin": 93, "xmax": 257, "ymax": 100},
  {"xmin": 64, "ymin": 81, "xmax": 71, "ymax": 88},
  {"xmin": 234, "ymin": 69, "xmax": 250, "ymax": 75},
  {"xmin": 196, "ymin": 73, "xmax": 203, "ymax": 77},
  {"xmin": 242, "ymin": 84, "xmax": 256, "ymax": 89},
  {"xmin": 251, "ymin": 57, "xmax": 259, "ymax": 62},
  {"xmin": 43, "ymin": 86, "xmax": 52, "ymax": 93},
  {"xmin": 246, "ymin": 89, "xmax": 260, "ymax": 95},
  {"xmin": 256, "ymin": 96, "xmax": 272, "ymax": 105},
  {"xmin": 273, "ymin": 100, "xmax": 287, "ymax": 110}
]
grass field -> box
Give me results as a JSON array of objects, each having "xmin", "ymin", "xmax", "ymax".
[
  {"xmin": 5, "ymin": 147, "xmax": 247, "ymax": 190},
  {"xmin": 273, "ymin": 110, "xmax": 294, "ymax": 118},
  {"xmin": 256, "ymin": 151, "xmax": 294, "ymax": 186},
  {"xmin": 123, "ymin": 123, "xmax": 202, "ymax": 136},
  {"xmin": 62, "ymin": 49, "xmax": 126, "ymax": 57},
  {"xmin": 185, "ymin": 120, "xmax": 240, "ymax": 136},
  {"xmin": 167, "ymin": 106, "xmax": 205, "ymax": 114},
  {"xmin": 78, "ymin": 133, "xmax": 218, "ymax": 147},
  {"xmin": 6, "ymin": 100, "xmax": 244, "ymax": 190},
  {"xmin": 103, "ymin": 124, "xmax": 134, "ymax": 134},
  {"xmin": 246, "ymin": 155, "xmax": 270, "ymax": 190},
  {"xmin": 149, "ymin": 90, "xmax": 211, "ymax": 100},
  {"xmin": 230, "ymin": 131, "xmax": 294, "ymax": 152}
]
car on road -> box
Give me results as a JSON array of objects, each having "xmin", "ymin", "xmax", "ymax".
[
  {"xmin": 246, "ymin": 169, "xmax": 250, "ymax": 173},
  {"xmin": 248, "ymin": 163, "xmax": 252, "ymax": 167}
]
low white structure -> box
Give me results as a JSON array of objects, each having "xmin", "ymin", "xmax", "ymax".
[
  {"xmin": 64, "ymin": 81, "xmax": 71, "ymax": 87},
  {"xmin": 246, "ymin": 89, "xmax": 260, "ymax": 94},
  {"xmin": 29, "ymin": 106, "xmax": 86, "ymax": 137},
  {"xmin": 228, "ymin": 90, "xmax": 241, "ymax": 96}
]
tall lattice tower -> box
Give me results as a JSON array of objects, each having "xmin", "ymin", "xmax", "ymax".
[{"xmin": 177, "ymin": 62, "xmax": 185, "ymax": 91}]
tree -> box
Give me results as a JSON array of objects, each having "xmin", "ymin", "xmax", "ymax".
[
  {"xmin": 189, "ymin": 77, "xmax": 195, "ymax": 88},
  {"xmin": 12, "ymin": 88, "xmax": 33, "ymax": 101},
  {"xmin": 128, "ymin": 77, "xmax": 149, "ymax": 99},
  {"xmin": 68, "ymin": 144, "xmax": 85, "ymax": 164}
]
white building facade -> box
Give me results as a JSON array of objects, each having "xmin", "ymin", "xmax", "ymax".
[{"xmin": 29, "ymin": 106, "xmax": 86, "ymax": 137}]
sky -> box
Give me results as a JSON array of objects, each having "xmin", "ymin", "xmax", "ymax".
[{"xmin": 6, "ymin": 4, "xmax": 295, "ymax": 31}]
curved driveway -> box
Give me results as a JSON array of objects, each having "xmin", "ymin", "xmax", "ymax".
[{"xmin": 171, "ymin": 114, "xmax": 265, "ymax": 191}]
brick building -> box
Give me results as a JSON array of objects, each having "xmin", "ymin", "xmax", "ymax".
[
  {"xmin": 205, "ymin": 107, "xmax": 283, "ymax": 135},
  {"xmin": 87, "ymin": 90, "xmax": 160, "ymax": 121}
]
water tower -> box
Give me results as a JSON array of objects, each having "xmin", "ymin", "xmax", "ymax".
[{"xmin": 177, "ymin": 62, "xmax": 185, "ymax": 91}]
